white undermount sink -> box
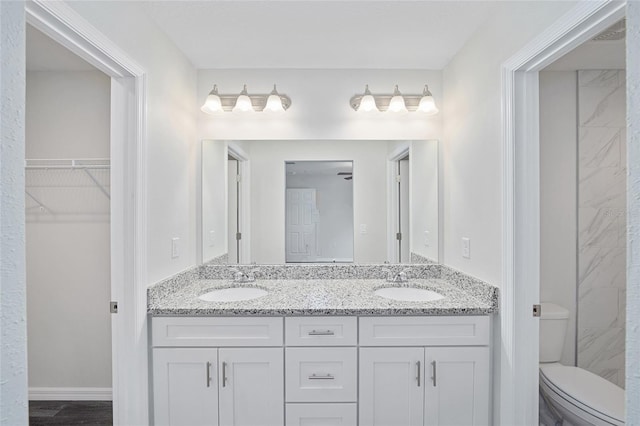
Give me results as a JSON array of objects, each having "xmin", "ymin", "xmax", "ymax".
[
  {"xmin": 374, "ymin": 287, "xmax": 445, "ymax": 302},
  {"xmin": 198, "ymin": 287, "xmax": 268, "ymax": 302}
]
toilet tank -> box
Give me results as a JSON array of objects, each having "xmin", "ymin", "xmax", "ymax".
[{"xmin": 539, "ymin": 302, "xmax": 570, "ymax": 363}]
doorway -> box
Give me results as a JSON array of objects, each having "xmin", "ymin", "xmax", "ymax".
[{"xmin": 388, "ymin": 144, "xmax": 410, "ymax": 263}]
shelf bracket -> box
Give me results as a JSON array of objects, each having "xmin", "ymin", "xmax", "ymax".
[
  {"xmin": 83, "ymin": 169, "xmax": 110, "ymax": 200},
  {"xmin": 25, "ymin": 190, "xmax": 50, "ymax": 213}
]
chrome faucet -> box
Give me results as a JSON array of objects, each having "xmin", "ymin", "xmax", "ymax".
[
  {"xmin": 230, "ymin": 267, "xmax": 259, "ymax": 283},
  {"xmin": 382, "ymin": 268, "xmax": 411, "ymax": 283}
]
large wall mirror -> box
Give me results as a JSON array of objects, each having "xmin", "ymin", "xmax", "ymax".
[{"xmin": 201, "ymin": 140, "xmax": 439, "ymax": 265}]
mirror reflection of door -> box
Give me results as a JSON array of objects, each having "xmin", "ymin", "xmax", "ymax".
[
  {"xmin": 397, "ymin": 156, "xmax": 410, "ymax": 263},
  {"xmin": 285, "ymin": 161, "xmax": 354, "ymax": 263},
  {"xmin": 228, "ymin": 156, "xmax": 240, "ymax": 264}
]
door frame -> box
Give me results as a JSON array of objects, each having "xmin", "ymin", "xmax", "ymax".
[
  {"xmin": 387, "ymin": 142, "xmax": 410, "ymax": 263},
  {"xmin": 25, "ymin": 1, "xmax": 148, "ymax": 425},
  {"xmin": 499, "ymin": 1, "xmax": 625, "ymax": 425},
  {"xmin": 227, "ymin": 142, "xmax": 250, "ymax": 264}
]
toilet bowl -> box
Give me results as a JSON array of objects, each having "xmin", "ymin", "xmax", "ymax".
[{"xmin": 539, "ymin": 303, "xmax": 625, "ymax": 425}]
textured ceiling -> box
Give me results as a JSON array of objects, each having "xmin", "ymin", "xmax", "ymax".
[{"xmin": 144, "ymin": 1, "xmax": 499, "ymax": 69}]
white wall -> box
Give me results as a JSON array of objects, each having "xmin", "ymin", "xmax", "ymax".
[
  {"xmin": 25, "ymin": 70, "xmax": 112, "ymax": 391},
  {"xmin": 442, "ymin": 1, "xmax": 578, "ymax": 285},
  {"xmin": 626, "ymin": 1, "xmax": 640, "ymax": 419},
  {"xmin": 68, "ymin": 1, "xmax": 198, "ymax": 285},
  {"xmin": 539, "ymin": 71, "xmax": 578, "ymax": 366},
  {"xmin": 247, "ymin": 140, "xmax": 389, "ymax": 264},
  {"xmin": 0, "ymin": 1, "xmax": 28, "ymax": 422},
  {"xmin": 201, "ymin": 140, "xmax": 227, "ymax": 263},
  {"xmin": 287, "ymin": 171, "xmax": 354, "ymax": 261},
  {"xmin": 198, "ymin": 69, "xmax": 442, "ymax": 142},
  {"xmin": 410, "ymin": 140, "xmax": 439, "ymax": 262}
]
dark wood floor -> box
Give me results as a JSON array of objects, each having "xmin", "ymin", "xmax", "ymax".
[{"xmin": 29, "ymin": 401, "xmax": 112, "ymax": 426}]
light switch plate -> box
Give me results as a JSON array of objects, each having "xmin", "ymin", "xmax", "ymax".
[
  {"xmin": 424, "ymin": 230, "xmax": 430, "ymax": 247},
  {"xmin": 171, "ymin": 237, "xmax": 180, "ymax": 259},
  {"xmin": 462, "ymin": 237, "xmax": 471, "ymax": 259},
  {"xmin": 208, "ymin": 230, "xmax": 215, "ymax": 247},
  {"xmin": 359, "ymin": 224, "xmax": 368, "ymax": 234}
]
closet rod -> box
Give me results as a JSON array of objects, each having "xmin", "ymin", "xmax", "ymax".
[{"xmin": 25, "ymin": 158, "xmax": 110, "ymax": 169}]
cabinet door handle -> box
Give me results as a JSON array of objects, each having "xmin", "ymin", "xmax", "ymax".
[
  {"xmin": 206, "ymin": 362, "xmax": 212, "ymax": 388},
  {"xmin": 416, "ymin": 361, "xmax": 421, "ymax": 387},
  {"xmin": 431, "ymin": 361, "xmax": 437, "ymax": 387},
  {"xmin": 309, "ymin": 373, "xmax": 335, "ymax": 380},
  {"xmin": 222, "ymin": 362, "xmax": 228, "ymax": 387},
  {"xmin": 308, "ymin": 329, "xmax": 335, "ymax": 336}
]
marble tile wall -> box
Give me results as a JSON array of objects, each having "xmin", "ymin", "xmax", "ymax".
[{"xmin": 577, "ymin": 70, "xmax": 626, "ymax": 388}]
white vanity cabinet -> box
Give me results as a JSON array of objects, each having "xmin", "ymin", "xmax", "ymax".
[
  {"xmin": 151, "ymin": 315, "xmax": 491, "ymax": 426},
  {"xmin": 151, "ymin": 317, "xmax": 284, "ymax": 426},
  {"xmin": 358, "ymin": 316, "xmax": 491, "ymax": 426}
]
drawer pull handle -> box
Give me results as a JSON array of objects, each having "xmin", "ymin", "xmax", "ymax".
[
  {"xmin": 309, "ymin": 374, "xmax": 335, "ymax": 380},
  {"xmin": 416, "ymin": 361, "xmax": 421, "ymax": 387},
  {"xmin": 308, "ymin": 329, "xmax": 335, "ymax": 336},
  {"xmin": 222, "ymin": 362, "xmax": 228, "ymax": 387},
  {"xmin": 206, "ymin": 362, "xmax": 212, "ymax": 388},
  {"xmin": 431, "ymin": 360, "xmax": 437, "ymax": 387}
]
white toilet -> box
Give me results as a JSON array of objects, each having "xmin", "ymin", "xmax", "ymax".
[{"xmin": 539, "ymin": 302, "xmax": 625, "ymax": 425}]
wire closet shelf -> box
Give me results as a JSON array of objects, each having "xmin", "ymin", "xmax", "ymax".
[{"xmin": 25, "ymin": 158, "xmax": 111, "ymax": 215}]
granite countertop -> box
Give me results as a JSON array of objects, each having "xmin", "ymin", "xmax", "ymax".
[{"xmin": 148, "ymin": 278, "xmax": 497, "ymax": 316}]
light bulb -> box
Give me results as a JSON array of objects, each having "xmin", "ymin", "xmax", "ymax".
[
  {"xmin": 357, "ymin": 85, "xmax": 378, "ymax": 112},
  {"xmin": 417, "ymin": 85, "xmax": 439, "ymax": 115},
  {"xmin": 200, "ymin": 85, "xmax": 223, "ymax": 114},
  {"xmin": 263, "ymin": 85, "xmax": 285, "ymax": 113},
  {"xmin": 232, "ymin": 85, "xmax": 254, "ymax": 113},
  {"xmin": 388, "ymin": 85, "xmax": 407, "ymax": 113}
]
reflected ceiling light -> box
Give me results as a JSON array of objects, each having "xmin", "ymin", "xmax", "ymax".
[
  {"xmin": 200, "ymin": 84, "xmax": 292, "ymax": 114},
  {"xmin": 232, "ymin": 85, "xmax": 254, "ymax": 113},
  {"xmin": 388, "ymin": 85, "xmax": 408, "ymax": 113},
  {"xmin": 263, "ymin": 85, "xmax": 286, "ymax": 113},
  {"xmin": 350, "ymin": 84, "xmax": 439, "ymax": 114},
  {"xmin": 417, "ymin": 85, "xmax": 439, "ymax": 115},
  {"xmin": 357, "ymin": 85, "xmax": 378, "ymax": 112},
  {"xmin": 200, "ymin": 85, "xmax": 223, "ymax": 114}
]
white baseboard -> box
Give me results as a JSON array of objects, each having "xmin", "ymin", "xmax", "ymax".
[{"xmin": 29, "ymin": 387, "xmax": 112, "ymax": 401}]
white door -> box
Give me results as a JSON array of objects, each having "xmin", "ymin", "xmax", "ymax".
[
  {"xmin": 219, "ymin": 348, "xmax": 284, "ymax": 426},
  {"xmin": 152, "ymin": 348, "xmax": 218, "ymax": 426},
  {"xmin": 399, "ymin": 158, "xmax": 410, "ymax": 263},
  {"xmin": 285, "ymin": 188, "xmax": 318, "ymax": 262},
  {"xmin": 424, "ymin": 347, "xmax": 490, "ymax": 426},
  {"xmin": 228, "ymin": 158, "xmax": 239, "ymax": 264},
  {"xmin": 359, "ymin": 347, "xmax": 425, "ymax": 426}
]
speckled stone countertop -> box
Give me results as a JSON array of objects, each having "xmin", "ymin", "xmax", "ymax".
[{"xmin": 148, "ymin": 278, "xmax": 497, "ymax": 316}]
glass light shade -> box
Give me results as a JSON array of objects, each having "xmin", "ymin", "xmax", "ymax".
[
  {"xmin": 232, "ymin": 94, "xmax": 254, "ymax": 113},
  {"xmin": 358, "ymin": 94, "xmax": 378, "ymax": 112},
  {"xmin": 388, "ymin": 95, "xmax": 408, "ymax": 113},
  {"xmin": 417, "ymin": 95, "xmax": 439, "ymax": 115},
  {"xmin": 200, "ymin": 93, "xmax": 223, "ymax": 114},
  {"xmin": 264, "ymin": 94, "xmax": 285, "ymax": 113}
]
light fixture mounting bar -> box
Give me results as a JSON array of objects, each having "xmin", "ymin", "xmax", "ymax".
[
  {"xmin": 217, "ymin": 93, "xmax": 292, "ymax": 112},
  {"xmin": 350, "ymin": 93, "xmax": 424, "ymax": 112}
]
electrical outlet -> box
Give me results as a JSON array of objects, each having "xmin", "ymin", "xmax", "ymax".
[
  {"xmin": 424, "ymin": 231, "xmax": 430, "ymax": 247},
  {"xmin": 171, "ymin": 237, "xmax": 180, "ymax": 259},
  {"xmin": 209, "ymin": 230, "xmax": 215, "ymax": 247},
  {"xmin": 462, "ymin": 237, "xmax": 471, "ymax": 259}
]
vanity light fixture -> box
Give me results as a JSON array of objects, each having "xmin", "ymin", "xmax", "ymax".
[
  {"xmin": 200, "ymin": 84, "xmax": 292, "ymax": 114},
  {"xmin": 350, "ymin": 84, "xmax": 439, "ymax": 114}
]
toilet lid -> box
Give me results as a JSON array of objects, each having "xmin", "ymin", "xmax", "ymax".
[{"xmin": 540, "ymin": 364, "xmax": 625, "ymax": 423}]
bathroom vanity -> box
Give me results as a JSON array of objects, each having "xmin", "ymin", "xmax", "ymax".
[{"xmin": 148, "ymin": 268, "xmax": 498, "ymax": 426}]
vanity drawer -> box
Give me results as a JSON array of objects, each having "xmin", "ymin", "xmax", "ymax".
[
  {"xmin": 152, "ymin": 317, "xmax": 283, "ymax": 347},
  {"xmin": 285, "ymin": 316, "xmax": 357, "ymax": 346},
  {"xmin": 359, "ymin": 316, "xmax": 490, "ymax": 346},
  {"xmin": 285, "ymin": 347, "xmax": 357, "ymax": 402},
  {"xmin": 286, "ymin": 403, "xmax": 357, "ymax": 425}
]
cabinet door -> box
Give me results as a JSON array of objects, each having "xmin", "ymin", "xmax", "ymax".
[
  {"xmin": 359, "ymin": 347, "xmax": 424, "ymax": 426},
  {"xmin": 424, "ymin": 347, "xmax": 490, "ymax": 426},
  {"xmin": 219, "ymin": 348, "xmax": 284, "ymax": 426},
  {"xmin": 152, "ymin": 348, "xmax": 218, "ymax": 426}
]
